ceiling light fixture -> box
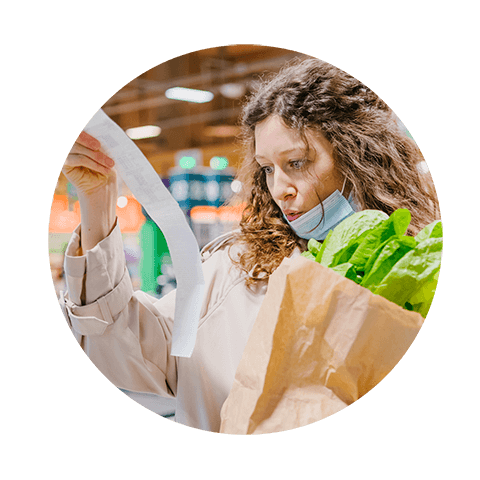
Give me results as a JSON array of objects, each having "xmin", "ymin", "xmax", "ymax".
[
  {"xmin": 126, "ymin": 125, "xmax": 161, "ymax": 140},
  {"xmin": 165, "ymin": 87, "xmax": 214, "ymax": 103},
  {"xmin": 219, "ymin": 82, "xmax": 246, "ymax": 99}
]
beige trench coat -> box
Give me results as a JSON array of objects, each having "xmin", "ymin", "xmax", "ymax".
[{"xmin": 60, "ymin": 221, "xmax": 272, "ymax": 432}]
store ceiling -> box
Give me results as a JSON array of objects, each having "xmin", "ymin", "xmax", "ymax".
[
  {"xmin": 55, "ymin": 45, "xmax": 310, "ymax": 194},
  {"xmin": 102, "ymin": 45, "xmax": 309, "ymax": 164}
]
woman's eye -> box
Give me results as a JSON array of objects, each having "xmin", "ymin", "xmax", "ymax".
[
  {"xmin": 290, "ymin": 159, "xmax": 306, "ymax": 170},
  {"xmin": 262, "ymin": 165, "xmax": 274, "ymax": 175}
]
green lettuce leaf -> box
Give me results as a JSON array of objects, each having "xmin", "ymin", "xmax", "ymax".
[
  {"xmin": 415, "ymin": 220, "xmax": 443, "ymax": 243},
  {"xmin": 347, "ymin": 209, "xmax": 411, "ymax": 271},
  {"xmin": 301, "ymin": 250, "xmax": 316, "ymax": 260},
  {"xmin": 371, "ymin": 237, "xmax": 442, "ymax": 309},
  {"xmin": 330, "ymin": 262, "xmax": 357, "ymax": 281},
  {"xmin": 361, "ymin": 235, "xmax": 417, "ymax": 290},
  {"xmin": 307, "ymin": 238, "xmax": 322, "ymax": 257},
  {"xmin": 318, "ymin": 210, "xmax": 389, "ymax": 268},
  {"xmin": 299, "ymin": 211, "xmax": 442, "ymax": 318},
  {"xmin": 407, "ymin": 270, "xmax": 440, "ymax": 317},
  {"xmin": 314, "ymin": 230, "xmax": 333, "ymax": 263}
]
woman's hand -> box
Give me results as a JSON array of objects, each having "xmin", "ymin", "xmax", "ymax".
[
  {"xmin": 62, "ymin": 131, "xmax": 116, "ymax": 197},
  {"xmin": 62, "ymin": 131, "xmax": 118, "ymax": 253}
]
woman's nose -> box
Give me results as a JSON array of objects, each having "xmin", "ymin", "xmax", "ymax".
[{"xmin": 272, "ymin": 171, "xmax": 296, "ymax": 202}]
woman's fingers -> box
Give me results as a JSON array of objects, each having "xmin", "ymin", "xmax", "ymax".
[
  {"xmin": 64, "ymin": 153, "xmax": 113, "ymax": 176},
  {"xmin": 77, "ymin": 131, "xmax": 101, "ymax": 151},
  {"xmin": 68, "ymin": 143, "xmax": 115, "ymax": 168},
  {"xmin": 62, "ymin": 131, "xmax": 117, "ymax": 197}
]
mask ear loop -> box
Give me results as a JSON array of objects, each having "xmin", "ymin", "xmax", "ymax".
[{"xmin": 340, "ymin": 177, "xmax": 348, "ymax": 196}]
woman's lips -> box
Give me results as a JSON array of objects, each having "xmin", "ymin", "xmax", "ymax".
[{"xmin": 285, "ymin": 212, "xmax": 303, "ymax": 221}]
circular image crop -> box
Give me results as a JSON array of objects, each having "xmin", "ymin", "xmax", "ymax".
[{"xmin": 49, "ymin": 44, "xmax": 442, "ymax": 434}]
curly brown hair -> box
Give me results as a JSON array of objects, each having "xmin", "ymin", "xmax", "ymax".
[{"xmin": 227, "ymin": 57, "xmax": 440, "ymax": 288}]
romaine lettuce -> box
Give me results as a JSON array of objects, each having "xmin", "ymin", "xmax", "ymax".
[{"xmin": 301, "ymin": 208, "xmax": 443, "ymax": 318}]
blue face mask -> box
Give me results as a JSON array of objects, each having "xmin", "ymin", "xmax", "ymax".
[{"xmin": 284, "ymin": 187, "xmax": 360, "ymax": 241}]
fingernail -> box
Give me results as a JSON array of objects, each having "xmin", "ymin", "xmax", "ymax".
[
  {"xmin": 79, "ymin": 131, "xmax": 100, "ymax": 150},
  {"xmin": 97, "ymin": 151, "xmax": 114, "ymax": 166}
]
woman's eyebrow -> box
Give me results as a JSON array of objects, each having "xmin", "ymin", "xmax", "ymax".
[{"xmin": 254, "ymin": 148, "xmax": 306, "ymax": 161}]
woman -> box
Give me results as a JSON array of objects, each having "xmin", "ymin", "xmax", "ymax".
[{"xmin": 60, "ymin": 58, "xmax": 440, "ymax": 432}]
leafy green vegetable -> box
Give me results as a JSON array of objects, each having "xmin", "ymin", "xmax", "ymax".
[
  {"xmin": 330, "ymin": 262, "xmax": 357, "ymax": 282},
  {"xmin": 307, "ymin": 238, "xmax": 322, "ymax": 257},
  {"xmin": 318, "ymin": 210, "xmax": 389, "ymax": 268},
  {"xmin": 361, "ymin": 235, "xmax": 417, "ymax": 290},
  {"xmin": 347, "ymin": 209, "xmax": 411, "ymax": 271},
  {"xmin": 415, "ymin": 220, "xmax": 443, "ymax": 242},
  {"xmin": 407, "ymin": 270, "xmax": 440, "ymax": 317},
  {"xmin": 301, "ymin": 250, "xmax": 316, "ymax": 261},
  {"xmin": 301, "ymin": 208, "xmax": 443, "ymax": 318},
  {"xmin": 314, "ymin": 230, "xmax": 333, "ymax": 264},
  {"xmin": 371, "ymin": 237, "xmax": 442, "ymax": 310}
]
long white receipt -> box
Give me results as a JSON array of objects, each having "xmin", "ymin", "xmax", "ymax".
[{"xmin": 83, "ymin": 109, "xmax": 205, "ymax": 358}]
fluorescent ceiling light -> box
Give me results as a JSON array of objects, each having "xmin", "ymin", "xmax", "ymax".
[
  {"xmin": 165, "ymin": 87, "xmax": 214, "ymax": 103},
  {"xmin": 219, "ymin": 83, "xmax": 246, "ymax": 99},
  {"xmin": 126, "ymin": 125, "xmax": 161, "ymax": 140}
]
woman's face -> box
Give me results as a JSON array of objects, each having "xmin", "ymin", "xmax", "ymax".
[{"xmin": 254, "ymin": 115, "xmax": 343, "ymax": 221}]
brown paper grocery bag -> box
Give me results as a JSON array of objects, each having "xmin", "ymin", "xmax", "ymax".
[{"xmin": 220, "ymin": 256, "xmax": 424, "ymax": 434}]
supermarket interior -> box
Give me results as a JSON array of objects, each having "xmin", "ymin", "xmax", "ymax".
[{"xmin": 48, "ymin": 45, "xmax": 309, "ymax": 418}]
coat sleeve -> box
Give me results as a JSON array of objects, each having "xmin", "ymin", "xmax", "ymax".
[{"xmin": 59, "ymin": 220, "xmax": 178, "ymax": 398}]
